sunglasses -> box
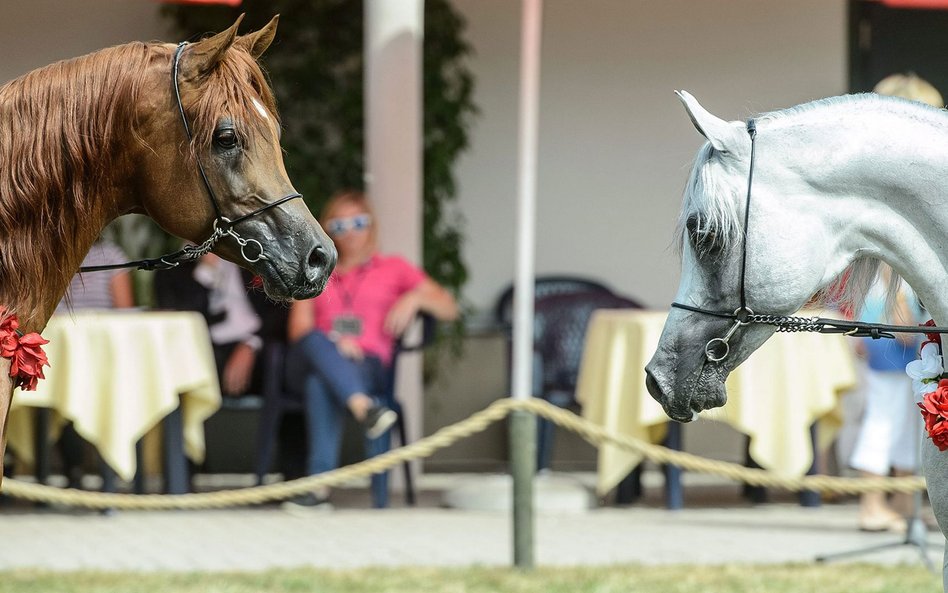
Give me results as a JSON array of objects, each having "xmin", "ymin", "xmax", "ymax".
[{"xmin": 326, "ymin": 213, "xmax": 372, "ymax": 237}]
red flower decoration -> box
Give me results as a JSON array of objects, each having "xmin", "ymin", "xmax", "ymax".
[
  {"xmin": 0, "ymin": 311, "xmax": 49, "ymax": 391},
  {"xmin": 11, "ymin": 332, "xmax": 49, "ymax": 391},
  {"xmin": 921, "ymin": 319, "xmax": 943, "ymax": 354},
  {"xmin": 0, "ymin": 316, "xmax": 18, "ymax": 359},
  {"xmin": 920, "ymin": 379, "xmax": 948, "ymax": 451}
]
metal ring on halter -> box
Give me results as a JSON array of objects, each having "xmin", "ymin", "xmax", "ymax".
[
  {"xmin": 705, "ymin": 337, "xmax": 730, "ymax": 362},
  {"xmin": 705, "ymin": 307, "xmax": 755, "ymax": 362},
  {"xmin": 212, "ymin": 217, "xmax": 266, "ymax": 263},
  {"xmin": 239, "ymin": 238, "xmax": 265, "ymax": 263},
  {"xmin": 733, "ymin": 306, "xmax": 754, "ymax": 325}
]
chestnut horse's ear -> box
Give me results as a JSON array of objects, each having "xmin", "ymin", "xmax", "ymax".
[
  {"xmin": 235, "ymin": 15, "xmax": 279, "ymax": 59},
  {"xmin": 181, "ymin": 14, "xmax": 245, "ymax": 80},
  {"xmin": 676, "ymin": 90, "xmax": 747, "ymax": 154}
]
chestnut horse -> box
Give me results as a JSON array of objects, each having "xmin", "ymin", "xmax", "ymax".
[{"xmin": 0, "ymin": 16, "xmax": 336, "ymax": 482}]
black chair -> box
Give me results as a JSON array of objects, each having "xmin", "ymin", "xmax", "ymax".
[
  {"xmin": 254, "ymin": 314, "xmax": 437, "ymax": 508},
  {"xmin": 495, "ymin": 276, "xmax": 618, "ymax": 463},
  {"xmin": 494, "ymin": 276, "xmax": 638, "ymax": 468},
  {"xmin": 532, "ymin": 289, "xmax": 644, "ymax": 469},
  {"xmin": 494, "ymin": 277, "xmax": 684, "ymax": 508},
  {"xmin": 494, "ymin": 275, "xmax": 615, "ymax": 330}
]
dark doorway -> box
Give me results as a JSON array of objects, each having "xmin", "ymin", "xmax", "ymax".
[{"xmin": 850, "ymin": 0, "xmax": 948, "ymax": 96}]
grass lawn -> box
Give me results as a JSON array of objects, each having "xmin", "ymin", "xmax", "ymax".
[{"xmin": 0, "ymin": 564, "xmax": 939, "ymax": 593}]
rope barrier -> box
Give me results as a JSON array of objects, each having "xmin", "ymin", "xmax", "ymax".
[{"xmin": 0, "ymin": 397, "xmax": 926, "ymax": 509}]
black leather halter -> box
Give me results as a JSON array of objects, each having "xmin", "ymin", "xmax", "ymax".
[
  {"xmin": 671, "ymin": 119, "xmax": 948, "ymax": 363},
  {"xmin": 81, "ymin": 42, "xmax": 304, "ymax": 273}
]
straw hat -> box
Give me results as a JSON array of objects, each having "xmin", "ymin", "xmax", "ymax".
[{"xmin": 873, "ymin": 73, "xmax": 944, "ymax": 108}]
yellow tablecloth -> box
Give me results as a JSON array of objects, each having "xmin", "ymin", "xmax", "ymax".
[
  {"xmin": 576, "ymin": 309, "xmax": 858, "ymax": 495},
  {"xmin": 7, "ymin": 311, "xmax": 221, "ymax": 480}
]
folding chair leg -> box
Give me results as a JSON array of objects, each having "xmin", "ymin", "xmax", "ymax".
[
  {"xmin": 33, "ymin": 408, "xmax": 50, "ymax": 485},
  {"xmin": 162, "ymin": 405, "xmax": 189, "ymax": 495},
  {"xmin": 616, "ymin": 464, "xmax": 643, "ymax": 504},
  {"xmin": 662, "ymin": 422, "xmax": 683, "ymax": 510},
  {"xmin": 397, "ymin": 415, "xmax": 415, "ymax": 506},
  {"xmin": 536, "ymin": 417, "xmax": 555, "ymax": 471}
]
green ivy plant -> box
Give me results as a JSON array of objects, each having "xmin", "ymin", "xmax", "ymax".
[{"xmin": 161, "ymin": 0, "xmax": 476, "ymax": 371}]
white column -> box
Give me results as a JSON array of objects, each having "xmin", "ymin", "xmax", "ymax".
[{"xmin": 365, "ymin": 0, "xmax": 424, "ymax": 490}]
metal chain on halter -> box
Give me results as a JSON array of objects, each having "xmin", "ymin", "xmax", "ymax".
[{"xmin": 749, "ymin": 314, "xmax": 825, "ymax": 333}]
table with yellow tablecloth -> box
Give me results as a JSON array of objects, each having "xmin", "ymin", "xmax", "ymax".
[
  {"xmin": 576, "ymin": 309, "xmax": 858, "ymax": 496},
  {"xmin": 7, "ymin": 311, "xmax": 221, "ymax": 482}
]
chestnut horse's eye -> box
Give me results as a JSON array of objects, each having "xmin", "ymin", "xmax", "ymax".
[{"xmin": 213, "ymin": 128, "xmax": 238, "ymax": 150}]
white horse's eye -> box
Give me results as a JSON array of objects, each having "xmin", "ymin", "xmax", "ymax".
[{"xmin": 687, "ymin": 216, "xmax": 718, "ymax": 255}]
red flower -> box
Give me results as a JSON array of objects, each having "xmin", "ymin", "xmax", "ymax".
[
  {"xmin": 930, "ymin": 418, "xmax": 948, "ymax": 452},
  {"xmin": 0, "ymin": 313, "xmax": 18, "ymax": 354},
  {"xmin": 922, "ymin": 319, "xmax": 943, "ymax": 354},
  {"xmin": 920, "ymin": 379, "xmax": 948, "ymax": 451},
  {"xmin": 9, "ymin": 332, "xmax": 49, "ymax": 391},
  {"xmin": 0, "ymin": 311, "xmax": 50, "ymax": 392}
]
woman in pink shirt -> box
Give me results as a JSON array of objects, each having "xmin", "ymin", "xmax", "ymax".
[{"xmin": 284, "ymin": 190, "xmax": 458, "ymax": 510}]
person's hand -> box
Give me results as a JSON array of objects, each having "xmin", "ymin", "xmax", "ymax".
[
  {"xmin": 385, "ymin": 292, "xmax": 420, "ymax": 337},
  {"xmin": 336, "ymin": 336, "xmax": 364, "ymax": 361},
  {"xmin": 222, "ymin": 342, "xmax": 257, "ymax": 396}
]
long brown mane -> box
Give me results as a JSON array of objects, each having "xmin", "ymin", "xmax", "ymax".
[
  {"xmin": 0, "ymin": 39, "xmax": 278, "ymax": 327},
  {"xmin": 0, "ymin": 43, "xmax": 152, "ymax": 324}
]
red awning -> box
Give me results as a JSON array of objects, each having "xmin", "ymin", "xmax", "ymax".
[
  {"xmin": 880, "ymin": 0, "xmax": 948, "ymax": 8},
  {"xmin": 157, "ymin": 0, "xmax": 242, "ymax": 6}
]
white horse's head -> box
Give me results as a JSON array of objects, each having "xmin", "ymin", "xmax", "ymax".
[{"xmin": 645, "ymin": 92, "xmax": 850, "ymax": 422}]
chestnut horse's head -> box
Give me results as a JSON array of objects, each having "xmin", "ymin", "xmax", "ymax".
[{"xmin": 134, "ymin": 16, "xmax": 335, "ymax": 300}]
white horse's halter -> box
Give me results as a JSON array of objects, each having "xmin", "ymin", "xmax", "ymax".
[{"xmin": 671, "ymin": 120, "xmax": 948, "ymax": 363}]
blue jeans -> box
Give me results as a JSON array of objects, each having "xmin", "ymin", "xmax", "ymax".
[{"xmin": 286, "ymin": 331, "xmax": 387, "ymax": 475}]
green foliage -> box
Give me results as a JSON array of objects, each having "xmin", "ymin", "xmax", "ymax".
[
  {"xmin": 162, "ymin": 1, "xmax": 474, "ymax": 295},
  {"xmin": 162, "ymin": 0, "xmax": 476, "ymax": 370},
  {"xmin": 1, "ymin": 565, "xmax": 940, "ymax": 593}
]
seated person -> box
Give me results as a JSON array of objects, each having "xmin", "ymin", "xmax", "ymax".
[
  {"xmin": 283, "ymin": 189, "xmax": 459, "ymax": 510},
  {"xmin": 55, "ymin": 237, "xmax": 134, "ymax": 488},
  {"xmin": 153, "ymin": 252, "xmax": 282, "ymax": 396},
  {"xmin": 57, "ymin": 237, "xmax": 134, "ymax": 312}
]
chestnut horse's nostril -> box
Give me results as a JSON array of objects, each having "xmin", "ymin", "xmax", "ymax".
[
  {"xmin": 645, "ymin": 369, "xmax": 664, "ymax": 403},
  {"xmin": 307, "ymin": 242, "xmax": 336, "ymax": 271}
]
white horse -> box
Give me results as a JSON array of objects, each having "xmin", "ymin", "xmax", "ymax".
[{"xmin": 645, "ymin": 90, "xmax": 948, "ymax": 584}]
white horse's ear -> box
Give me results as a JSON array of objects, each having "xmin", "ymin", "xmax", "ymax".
[{"xmin": 676, "ymin": 90, "xmax": 746, "ymax": 153}]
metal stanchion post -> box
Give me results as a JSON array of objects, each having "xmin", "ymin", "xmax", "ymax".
[
  {"xmin": 510, "ymin": 409, "xmax": 536, "ymax": 568},
  {"xmin": 510, "ymin": 0, "xmax": 542, "ymax": 571},
  {"xmin": 815, "ymin": 395, "xmax": 934, "ymax": 570}
]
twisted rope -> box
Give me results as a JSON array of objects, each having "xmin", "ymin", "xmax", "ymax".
[{"xmin": 0, "ymin": 398, "xmax": 926, "ymax": 509}]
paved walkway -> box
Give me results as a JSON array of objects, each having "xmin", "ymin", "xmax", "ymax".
[{"xmin": 0, "ymin": 473, "xmax": 944, "ymax": 572}]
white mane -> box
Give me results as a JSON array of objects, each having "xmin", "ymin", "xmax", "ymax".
[{"xmin": 677, "ymin": 93, "xmax": 941, "ymax": 316}]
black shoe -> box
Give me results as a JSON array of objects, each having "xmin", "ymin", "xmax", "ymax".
[
  {"xmin": 281, "ymin": 492, "xmax": 333, "ymax": 513},
  {"xmin": 363, "ymin": 404, "xmax": 398, "ymax": 439}
]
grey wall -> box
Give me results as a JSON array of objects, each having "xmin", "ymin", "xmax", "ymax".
[
  {"xmin": 452, "ymin": 0, "xmax": 848, "ymax": 322},
  {"xmin": 0, "ymin": 1, "xmax": 167, "ymax": 83},
  {"xmin": 0, "ymin": 1, "xmax": 849, "ymax": 321},
  {"xmin": 0, "ymin": 2, "xmax": 850, "ymax": 472}
]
